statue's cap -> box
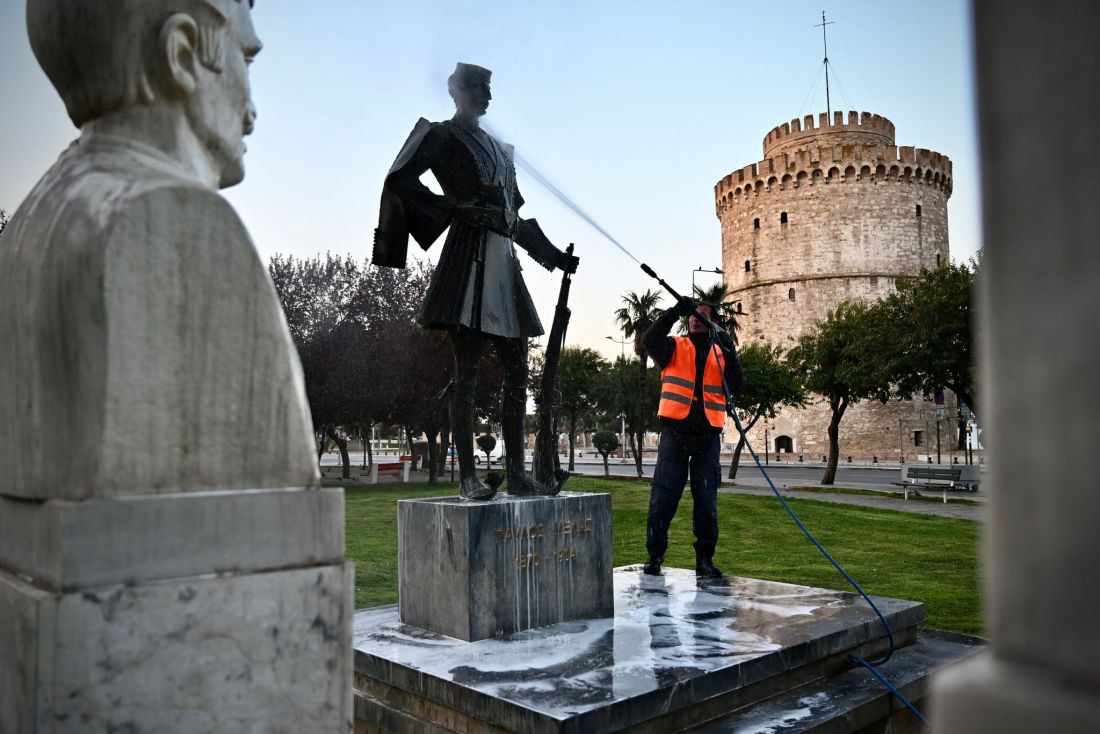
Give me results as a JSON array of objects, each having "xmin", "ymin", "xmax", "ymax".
[{"xmin": 453, "ymin": 62, "xmax": 492, "ymax": 85}]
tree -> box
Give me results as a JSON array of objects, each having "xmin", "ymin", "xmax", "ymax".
[
  {"xmin": 592, "ymin": 430, "xmax": 620, "ymax": 478},
  {"xmin": 686, "ymin": 282, "xmax": 742, "ymax": 342},
  {"xmin": 476, "ymin": 434, "xmax": 496, "ymax": 467},
  {"xmin": 879, "ymin": 260, "xmax": 978, "ymax": 418},
  {"xmin": 613, "ymin": 289, "xmax": 663, "ymax": 476},
  {"xmin": 727, "ymin": 342, "xmax": 807, "ymax": 479},
  {"xmin": 788, "ymin": 302, "xmax": 892, "ymax": 484},
  {"xmin": 557, "ymin": 347, "xmax": 608, "ymax": 471},
  {"xmin": 614, "ymin": 289, "xmax": 663, "ymax": 362},
  {"xmin": 595, "ymin": 356, "xmax": 661, "ymax": 477}
]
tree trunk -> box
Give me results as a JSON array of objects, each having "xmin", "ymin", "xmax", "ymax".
[
  {"xmin": 728, "ymin": 436, "xmax": 745, "ymax": 480},
  {"xmin": 316, "ymin": 429, "xmax": 326, "ymax": 463},
  {"xmin": 325, "ymin": 426, "xmax": 351, "ymax": 480},
  {"xmin": 567, "ymin": 412, "xmax": 577, "ymax": 472},
  {"xmin": 603, "ymin": 453, "xmax": 610, "ymax": 477},
  {"xmin": 426, "ymin": 430, "xmax": 439, "ymax": 485},
  {"xmin": 632, "ymin": 428, "xmax": 644, "ymax": 478},
  {"xmin": 727, "ymin": 411, "xmax": 762, "ymax": 480},
  {"xmin": 821, "ymin": 399, "xmax": 847, "ymax": 485},
  {"xmin": 366, "ymin": 435, "xmax": 374, "ymax": 469}
]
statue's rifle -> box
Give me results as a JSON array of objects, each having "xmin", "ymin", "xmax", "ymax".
[{"xmin": 532, "ymin": 243, "xmax": 574, "ymax": 491}]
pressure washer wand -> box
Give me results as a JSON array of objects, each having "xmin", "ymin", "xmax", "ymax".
[{"xmin": 639, "ymin": 262, "xmax": 730, "ymax": 338}]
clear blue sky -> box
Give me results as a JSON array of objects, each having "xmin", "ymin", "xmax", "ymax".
[{"xmin": 0, "ymin": 0, "xmax": 978, "ymax": 361}]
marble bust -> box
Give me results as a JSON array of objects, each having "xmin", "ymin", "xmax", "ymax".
[{"xmin": 0, "ymin": 0, "xmax": 317, "ymax": 498}]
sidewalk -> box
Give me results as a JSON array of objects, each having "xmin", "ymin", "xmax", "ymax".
[
  {"xmin": 717, "ymin": 481, "xmax": 987, "ymax": 522},
  {"xmin": 568, "ymin": 459, "xmax": 988, "ymax": 522}
]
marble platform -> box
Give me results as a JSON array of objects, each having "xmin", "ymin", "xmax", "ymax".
[
  {"xmin": 353, "ymin": 567, "xmax": 934, "ymax": 733},
  {"xmin": 397, "ymin": 492, "xmax": 613, "ymax": 641}
]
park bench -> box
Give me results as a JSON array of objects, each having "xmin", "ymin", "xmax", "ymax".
[
  {"xmin": 893, "ymin": 465, "xmax": 979, "ymax": 502},
  {"xmin": 368, "ymin": 459, "xmax": 411, "ymax": 485}
]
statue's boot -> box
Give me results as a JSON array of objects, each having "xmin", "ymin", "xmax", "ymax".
[
  {"xmin": 501, "ymin": 383, "xmax": 558, "ymax": 496},
  {"xmin": 459, "ymin": 474, "xmax": 495, "ymax": 501},
  {"xmin": 451, "ymin": 378, "xmax": 495, "ymax": 501}
]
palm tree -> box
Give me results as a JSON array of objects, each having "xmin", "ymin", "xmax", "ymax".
[
  {"xmin": 613, "ymin": 289, "xmax": 663, "ymax": 367},
  {"xmin": 685, "ymin": 282, "xmax": 743, "ymax": 343},
  {"xmin": 613, "ymin": 289, "xmax": 662, "ymax": 476}
]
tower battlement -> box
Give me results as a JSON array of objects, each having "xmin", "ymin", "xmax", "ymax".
[
  {"xmin": 714, "ymin": 142, "xmax": 952, "ymax": 210},
  {"xmin": 764, "ymin": 111, "xmax": 895, "ymax": 158}
]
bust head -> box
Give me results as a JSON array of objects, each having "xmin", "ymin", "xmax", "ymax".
[
  {"xmin": 27, "ymin": 0, "xmax": 262, "ymax": 189},
  {"xmin": 448, "ymin": 62, "xmax": 492, "ymax": 122}
]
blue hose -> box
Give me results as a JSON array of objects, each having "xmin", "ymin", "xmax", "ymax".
[{"xmin": 708, "ymin": 334, "xmax": 930, "ymax": 728}]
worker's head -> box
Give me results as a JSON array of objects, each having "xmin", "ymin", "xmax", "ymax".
[{"xmin": 689, "ymin": 303, "xmax": 717, "ymax": 334}]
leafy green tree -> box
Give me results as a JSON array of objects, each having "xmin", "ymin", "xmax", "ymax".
[
  {"xmin": 788, "ymin": 302, "xmax": 892, "ymax": 484},
  {"xmin": 557, "ymin": 347, "xmax": 608, "ymax": 471},
  {"xmin": 476, "ymin": 433, "xmax": 497, "ymax": 467},
  {"xmin": 594, "ymin": 356, "xmax": 661, "ymax": 477},
  {"xmin": 592, "ymin": 430, "xmax": 620, "ymax": 478},
  {"xmin": 613, "ymin": 289, "xmax": 663, "ymax": 476},
  {"xmin": 727, "ymin": 342, "xmax": 807, "ymax": 479},
  {"xmin": 879, "ymin": 260, "xmax": 978, "ymax": 417}
]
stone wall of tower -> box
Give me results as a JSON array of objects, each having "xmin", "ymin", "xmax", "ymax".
[{"xmin": 715, "ymin": 111, "xmax": 954, "ymax": 460}]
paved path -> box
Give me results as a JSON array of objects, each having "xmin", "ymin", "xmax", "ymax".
[{"xmin": 718, "ymin": 483, "xmax": 986, "ymax": 522}]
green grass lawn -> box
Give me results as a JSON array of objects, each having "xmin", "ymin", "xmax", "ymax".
[{"xmin": 344, "ymin": 475, "xmax": 982, "ymax": 634}]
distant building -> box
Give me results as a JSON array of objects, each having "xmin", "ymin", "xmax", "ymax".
[{"xmin": 714, "ymin": 111, "xmax": 954, "ymax": 460}]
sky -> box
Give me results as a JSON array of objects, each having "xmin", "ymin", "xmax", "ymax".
[{"xmin": 0, "ymin": 0, "xmax": 979, "ymax": 362}]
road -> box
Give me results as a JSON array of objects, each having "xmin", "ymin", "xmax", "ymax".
[{"xmin": 322, "ymin": 451, "xmax": 975, "ymax": 487}]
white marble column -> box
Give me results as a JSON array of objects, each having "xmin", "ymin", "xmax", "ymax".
[{"xmin": 932, "ymin": 1, "xmax": 1100, "ymax": 729}]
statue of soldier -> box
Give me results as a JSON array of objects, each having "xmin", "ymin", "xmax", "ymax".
[{"xmin": 374, "ymin": 63, "xmax": 578, "ymax": 500}]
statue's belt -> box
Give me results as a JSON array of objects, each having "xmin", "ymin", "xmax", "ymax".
[{"xmin": 453, "ymin": 205, "xmax": 517, "ymax": 238}]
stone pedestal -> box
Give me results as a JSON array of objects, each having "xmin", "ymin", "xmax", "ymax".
[
  {"xmin": 355, "ymin": 568, "xmax": 976, "ymax": 733},
  {"xmin": 0, "ymin": 488, "xmax": 354, "ymax": 733},
  {"xmin": 397, "ymin": 492, "xmax": 613, "ymax": 641}
]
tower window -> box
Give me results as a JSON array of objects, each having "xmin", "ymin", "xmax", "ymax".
[
  {"xmin": 753, "ymin": 217, "xmax": 760, "ymax": 229},
  {"xmin": 916, "ymin": 204, "xmax": 922, "ymax": 217},
  {"xmin": 736, "ymin": 302, "xmax": 743, "ymax": 313},
  {"xmin": 780, "ymin": 211, "xmax": 788, "ymax": 225},
  {"xmin": 936, "ymin": 253, "xmax": 942, "ymax": 267},
  {"xmin": 914, "ymin": 430, "xmax": 924, "ymax": 447},
  {"xmin": 744, "ymin": 260, "xmax": 751, "ymax": 272},
  {"xmin": 788, "ymin": 288, "xmax": 796, "ymax": 301}
]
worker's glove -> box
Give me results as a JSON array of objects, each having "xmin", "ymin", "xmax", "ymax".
[{"xmin": 673, "ymin": 296, "xmax": 697, "ymax": 318}]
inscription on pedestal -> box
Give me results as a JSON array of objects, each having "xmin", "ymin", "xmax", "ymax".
[{"xmin": 397, "ymin": 492, "xmax": 613, "ymax": 641}]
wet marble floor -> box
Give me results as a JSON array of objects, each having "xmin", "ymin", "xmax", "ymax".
[{"xmin": 354, "ymin": 567, "xmax": 924, "ymax": 733}]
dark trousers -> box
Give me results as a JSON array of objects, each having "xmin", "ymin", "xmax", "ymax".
[{"xmin": 645, "ymin": 426, "xmax": 721, "ymax": 560}]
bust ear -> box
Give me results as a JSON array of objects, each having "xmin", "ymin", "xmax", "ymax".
[{"xmin": 159, "ymin": 13, "xmax": 200, "ymax": 97}]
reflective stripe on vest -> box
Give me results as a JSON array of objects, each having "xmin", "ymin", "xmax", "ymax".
[{"xmin": 657, "ymin": 336, "xmax": 727, "ymax": 428}]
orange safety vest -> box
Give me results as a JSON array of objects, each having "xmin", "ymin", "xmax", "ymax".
[{"xmin": 658, "ymin": 336, "xmax": 728, "ymax": 429}]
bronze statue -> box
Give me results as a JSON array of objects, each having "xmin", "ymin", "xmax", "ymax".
[{"xmin": 374, "ymin": 63, "xmax": 578, "ymax": 500}]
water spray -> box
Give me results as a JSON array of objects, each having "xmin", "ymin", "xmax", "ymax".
[{"xmin": 505, "ymin": 141, "xmax": 928, "ymax": 726}]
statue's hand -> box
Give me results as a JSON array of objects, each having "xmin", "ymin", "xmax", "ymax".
[{"xmin": 560, "ymin": 251, "xmax": 579, "ymax": 274}]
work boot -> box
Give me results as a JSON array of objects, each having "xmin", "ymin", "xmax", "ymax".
[
  {"xmin": 459, "ymin": 474, "xmax": 495, "ymax": 501},
  {"xmin": 642, "ymin": 556, "xmax": 663, "ymax": 576},
  {"xmin": 695, "ymin": 553, "xmax": 725, "ymax": 579}
]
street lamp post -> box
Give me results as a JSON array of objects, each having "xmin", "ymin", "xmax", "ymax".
[
  {"xmin": 605, "ymin": 335, "xmax": 630, "ymax": 462},
  {"xmin": 692, "ymin": 266, "xmax": 724, "ymax": 294}
]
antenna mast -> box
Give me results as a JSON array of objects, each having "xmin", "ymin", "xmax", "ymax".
[{"xmin": 815, "ymin": 11, "xmax": 835, "ymax": 118}]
